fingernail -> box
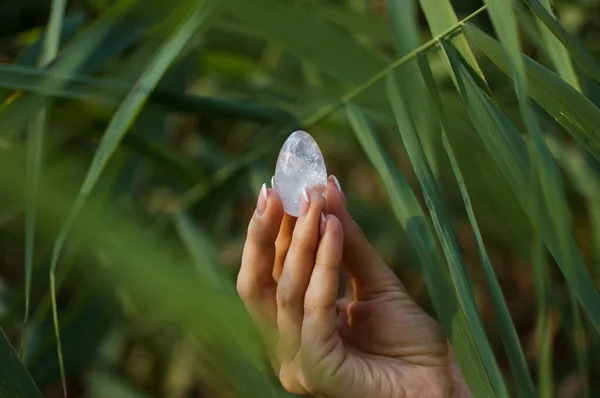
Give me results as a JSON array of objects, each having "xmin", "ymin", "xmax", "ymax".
[
  {"xmin": 320, "ymin": 212, "xmax": 327, "ymax": 236},
  {"xmin": 256, "ymin": 183, "xmax": 267, "ymax": 216},
  {"xmin": 332, "ymin": 175, "xmax": 343, "ymax": 195},
  {"xmin": 271, "ymin": 176, "xmax": 275, "ymax": 189},
  {"xmin": 299, "ymin": 187, "xmax": 310, "ymax": 217},
  {"xmin": 330, "ymin": 175, "xmax": 345, "ymax": 202}
]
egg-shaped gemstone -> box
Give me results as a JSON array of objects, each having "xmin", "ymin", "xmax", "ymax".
[{"xmin": 273, "ymin": 130, "xmax": 327, "ymax": 217}]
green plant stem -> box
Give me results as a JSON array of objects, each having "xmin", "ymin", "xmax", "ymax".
[
  {"xmin": 22, "ymin": 0, "xmax": 67, "ymax": 363},
  {"xmin": 302, "ymin": 4, "xmax": 487, "ymax": 127}
]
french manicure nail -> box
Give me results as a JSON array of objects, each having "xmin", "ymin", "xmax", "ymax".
[
  {"xmin": 302, "ymin": 187, "xmax": 309, "ymax": 202},
  {"xmin": 320, "ymin": 212, "xmax": 327, "ymax": 236},
  {"xmin": 256, "ymin": 183, "xmax": 267, "ymax": 216},
  {"xmin": 271, "ymin": 176, "xmax": 275, "ymax": 189},
  {"xmin": 299, "ymin": 187, "xmax": 310, "ymax": 217},
  {"xmin": 332, "ymin": 175, "xmax": 343, "ymax": 195}
]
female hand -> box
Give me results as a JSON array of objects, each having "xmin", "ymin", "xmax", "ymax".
[{"xmin": 237, "ymin": 176, "xmax": 471, "ymax": 398}]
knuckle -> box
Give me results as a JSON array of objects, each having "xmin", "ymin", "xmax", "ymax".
[
  {"xmin": 236, "ymin": 279, "xmax": 256, "ymax": 302},
  {"xmin": 276, "ymin": 285, "xmax": 297, "ymax": 309},
  {"xmin": 246, "ymin": 222, "xmax": 270, "ymax": 247},
  {"xmin": 279, "ymin": 367, "xmax": 303, "ymax": 394}
]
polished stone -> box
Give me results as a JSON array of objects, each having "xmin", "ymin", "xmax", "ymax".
[{"xmin": 273, "ymin": 130, "xmax": 327, "ymax": 217}]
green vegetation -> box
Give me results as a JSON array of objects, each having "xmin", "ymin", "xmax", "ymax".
[{"xmin": 0, "ymin": 0, "xmax": 599, "ymax": 396}]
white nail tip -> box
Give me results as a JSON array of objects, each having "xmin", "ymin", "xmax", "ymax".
[
  {"xmin": 302, "ymin": 187, "xmax": 309, "ymax": 202},
  {"xmin": 332, "ymin": 175, "xmax": 343, "ymax": 194},
  {"xmin": 261, "ymin": 183, "xmax": 268, "ymax": 201}
]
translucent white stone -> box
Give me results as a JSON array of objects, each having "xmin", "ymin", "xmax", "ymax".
[{"xmin": 273, "ymin": 130, "xmax": 327, "ymax": 217}]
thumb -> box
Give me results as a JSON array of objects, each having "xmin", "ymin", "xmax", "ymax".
[{"xmin": 325, "ymin": 176, "xmax": 405, "ymax": 300}]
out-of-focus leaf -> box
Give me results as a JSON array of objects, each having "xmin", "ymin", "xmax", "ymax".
[
  {"xmin": 25, "ymin": 293, "xmax": 113, "ymax": 391},
  {"xmin": 48, "ymin": 0, "xmax": 218, "ymax": 275},
  {"xmin": 346, "ymin": 102, "xmax": 497, "ymax": 398},
  {"xmin": 464, "ymin": 24, "xmax": 600, "ymax": 161},
  {"xmin": 0, "ymin": 65, "xmax": 297, "ymax": 125},
  {"xmin": 0, "ymin": 328, "xmax": 43, "ymax": 398},
  {"xmin": 174, "ymin": 213, "xmax": 233, "ymax": 292},
  {"xmin": 16, "ymin": 13, "xmax": 86, "ymax": 67},
  {"xmin": 0, "ymin": 0, "xmax": 139, "ymax": 134},
  {"xmin": 221, "ymin": 0, "xmax": 386, "ymax": 86},
  {"xmin": 526, "ymin": 0, "xmax": 600, "ymax": 85},
  {"xmin": 418, "ymin": 53, "xmax": 535, "ymax": 397}
]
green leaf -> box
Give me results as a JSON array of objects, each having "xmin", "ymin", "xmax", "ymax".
[
  {"xmin": 23, "ymin": 3, "xmax": 68, "ymax": 389},
  {"xmin": 0, "ymin": 65, "xmax": 297, "ymax": 126},
  {"xmin": 48, "ymin": 0, "xmax": 218, "ymax": 275},
  {"xmin": 464, "ymin": 23, "xmax": 600, "ymax": 162},
  {"xmin": 440, "ymin": 40, "xmax": 600, "ymax": 336},
  {"xmin": 418, "ymin": 53, "xmax": 535, "ymax": 397},
  {"xmin": 221, "ymin": 0, "xmax": 386, "ymax": 86},
  {"xmin": 346, "ymin": 102, "xmax": 497, "ymax": 398},
  {"xmin": 526, "ymin": 0, "xmax": 600, "ymax": 85},
  {"xmin": 0, "ymin": 1, "xmax": 138, "ymax": 133},
  {"xmin": 532, "ymin": 0, "xmax": 581, "ymax": 90},
  {"xmin": 385, "ymin": 72, "xmax": 509, "ymax": 398},
  {"xmin": 174, "ymin": 213, "xmax": 233, "ymax": 292},
  {"xmin": 417, "ymin": 0, "xmax": 485, "ymax": 80},
  {"xmin": 389, "ymin": 0, "xmax": 440, "ymax": 176},
  {"xmin": 44, "ymin": 3, "xmax": 217, "ymax": 397},
  {"xmin": 0, "ymin": 328, "xmax": 43, "ymax": 398}
]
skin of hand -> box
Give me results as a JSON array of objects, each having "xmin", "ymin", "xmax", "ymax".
[{"xmin": 237, "ymin": 175, "xmax": 472, "ymax": 398}]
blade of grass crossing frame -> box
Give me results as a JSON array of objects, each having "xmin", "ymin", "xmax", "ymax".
[
  {"xmin": 173, "ymin": 213, "xmax": 233, "ymax": 293},
  {"xmin": 525, "ymin": 0, "xmax": 600, "ymax": 84},
  {"xmin": 0, "ymin": 0, "xmax": 138, "ymax": 135},
  {"xmin": 533, "ymin": 0, "xmax": 581, "ymax": 90},
  {"xmin": 532, "ymin": 5, "xmax": 592, "ymax": 391},
  {"xmin": 0, "ymin": 328, "xmax": 43, "ymax": 398},
  {"xmin": 530, "ymin": 183, "xmax": 553, "ymax": 398},
  {"xmin": 440, "ymin": 42, "xmax": 600, "ymax": 335},
  {"xmin": 417, "ymin": 0, "xmax": 485, "ymax": 81},
  {"xmin": 417, "ymin": 53, "xmax": 535, "ymax": 397},
  {"xmin": 463, "ymin": 24, "xmax": 600, "ymax": 162},
  {"xmin": 388, "ymin": 0, "xmax": 440, "ymax": 177},
  {"xmin": 384, "ymin": 72, "xmax": 508, "ymax": 398},
  {"xmin": 47, "ymin": 3, "xmax": 217, "ymax": 397},
  {"xmin": 346, "ymin": 102, "xmax": 497, "ymax": 397},
  {"xmin": 569, "ymin": 292, "xmax": 590, "ymax": 398},
  {"xmin": 22, "ymin": 0, "xmax": 67, "ymax": 364},
  {"xmin": 482, "ymin": 4, "xmax": 599, "ymax": 370}
]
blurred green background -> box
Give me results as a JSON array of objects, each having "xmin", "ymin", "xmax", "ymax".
[{"xmin": 0, "ymin": 0, "xmax": 600, "ymax": 397}]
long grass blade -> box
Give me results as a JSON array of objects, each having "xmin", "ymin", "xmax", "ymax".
[
  {"xmin": 174, "ymin": 213, "xmax": 233, "ymax": 292},
  {"xmin": 440, "ymin": 41, "xmax": 600, "ymax": 335},
  {"xmin": 416, "ymin": 0, "xmax": 484, "ymax": 80},
  {"xmin": 464, "ymin": 24, "xmax": 600, "ymax": 162},
  {"xmin": 346, "ymin": 102, "xmax": 497, "ymax": 397},
  {"xmin": 525, "ymin": 0, "xmax": 600, "ymax": 85},
  {"xmin": 0, "ymin": 328, "xmax": 43, "ymax": 398},
  {"xmin": 22, "ymin": 0, "xmax": 67, "ymax": 368},
  {"xmin": 385, "ymin": 71, "xmax": 508, "ymax": 398},
  {"xmin": 46, "ymin": 3, "xmax": 217, "ymax": 397},
  {"xmin": 417, "ymin": 53, "xmax": 535, "ymax": 397},
  {"xmin": 389, "ymin": 0, "xmax": 440, "ymax": 176},
  {"xmin": 0, "ymin": 0, "xmax": 139, "ymax": 135},
  {"xmin": 533, "ymin": 0, "xmax": 581, "ymax": 90}
]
